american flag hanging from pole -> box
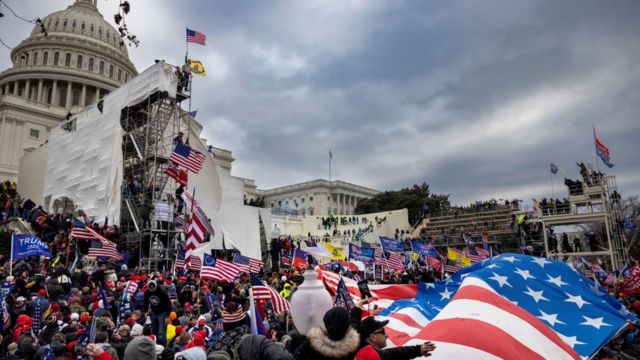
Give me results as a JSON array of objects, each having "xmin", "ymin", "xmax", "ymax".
[
  {"xmin": 201, "ymin": 255, "xmax": 240, "ymax": 283},
  {"xmin": 232, "ymin": 254, "xmax": 264, "ymax": 273},
  {"xmin": 70, "ymin": 217, "xmax": 108, "ymax": 242},
  {"xmin": 88, "ymin": 239, "xmax": 123, "ymax": 260}
]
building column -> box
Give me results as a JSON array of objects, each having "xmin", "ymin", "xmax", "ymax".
[
  {"xmin": 37, "ymin": 79, "xmax": 43, "ymax": 102},
  {"xmin": 80, "ymin": 84, "xmax": 86, "ymax": 107},
  {"xmin": 96, "ymin": 87, "xmax": 101, "ymax": 102},
  {"xmin": 52, "ymin": 81, "xmax": 58, "ymax": 106},
  {"xmin": 24, "ymin": 80, "xmax": 30, "ymax": 100},
  {"xmin": 65, "ymin": 82, "xmax": 72, "ymax": 109},
  {"xmin": 12, "ymin": 81, "xmax": 18, "ymax": 95}
]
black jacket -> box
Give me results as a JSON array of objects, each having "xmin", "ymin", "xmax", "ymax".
[
  {"xmin": 237, "ymin": 334, "xmax": 294, "ymax": 360},
  {"xmin": 144, "ymin": 288, "xmax": 171, "ymax": 315}
]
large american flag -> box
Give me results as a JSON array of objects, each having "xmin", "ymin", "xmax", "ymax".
[
  {"xmin": 407, "ymin": 277, "xmax": 580, "ymax": 359},
  {"xmin": 378, "ymin": 254, "xmax": 636, "ymax": 359},
  {"xmin": 250, "ymin": 273, "xmax": 290, "ymax": 313},
  {"xmin": 170, "ymin": 143, "xmax": 206, "ymax": 173},
  {"xmin": 201, "ymin": 255, "xmax": 240, "ymax": 283},
  {"xmin": 186, "ymin": 28, "xmax": 206, "ymax": 45},
  {"xmin": 232, "ymin": 254, "xmax": 263, "ymax": 273}
]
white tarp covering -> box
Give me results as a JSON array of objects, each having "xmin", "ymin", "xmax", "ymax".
[{"xmin": 44, "ymin": 63, "xmax": 177, "ymax": 224}]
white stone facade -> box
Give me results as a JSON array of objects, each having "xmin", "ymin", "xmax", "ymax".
[
  {"xmin": 0, "ymin": 0, "xmax": 137, "ymax": 182},
  {"xmin": 254, "ymin": 179, "xmax": 379, "ymax": 216}
]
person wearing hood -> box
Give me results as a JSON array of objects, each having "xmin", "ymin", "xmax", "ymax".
[
  {"xmin": 144, "ymin": 280, "xmax": 171, "ymax": 345},
  {"xmin": 293, "ymin": 307, "xmax": 360, "ymax": 360},
  {"xmin": 279, "ymin": 282, "xmax": 292, "ymax": 299},
  {"xmin": 175, "ymin": 331, "xmax": 207, "ymax": 360},
  {"xmin": 124, "ymin": 336, "xmax": 157, "ymax": 360},
  {"xmin": 188, "ymin": 315, "xmax": 213, "ymax": 342}
]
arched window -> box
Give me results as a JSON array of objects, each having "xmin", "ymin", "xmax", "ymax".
[
  {"xmin": 72, "ymin": 20, "xmax": 76, "ymax": 29},
  {"xmin": 98, "ymin": 27, "xmax": 102, "ymax": 36},
  {"xmin": 117, "ymin": 69, "xmax": 122, "ymax": 81},
  {"xmin": 99, "ymin": 61, "xmax": 104, "ymax": 75},
  {"xmin": 63, "ymin": 19, "xmax": 68, "ymax": 28},
  {"xmin": 109, "ymin": 65, "xmax": 114, "ymax": 78},
  {"xmin": 65, "ymin": 53, "xmax": 71, "ymax": 67},
  {"xmin": 43, "ymin": 51, "xmax": 48, "ymax": 65},
  {"xmin": 81, "ymin": 22, "xmax": 85, "ymax": 31},
  {"xmin": 77, "ymin": 55, "xmax": 83, "ymax": 69},
  {"xmin": 53, "ymin": 52, "xmax": 59, "ymax": 66},
  {"xmin": 90, "ymin": 24, "xmax": 94, "ymax": 33},
  {"xmin": 33, "ymin": 52, "xmax": 38, "ymax": 65},
  {"xmin": 54, "ymin": 19, "xmax": 59, "ymax": 27},
  {"xmin": 124, "ymin": 73, "xmax": 128, "ymax": 82},
  {"xmin": 88, "ymin": 58, "xmax": 94, "ymax": 71}
]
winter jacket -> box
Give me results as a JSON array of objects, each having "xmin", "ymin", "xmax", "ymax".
[
  {"xmin": 293, "ymin": 326, "xmax": 360, "ymax": 360},
  {"xmin": 237, "ymin": 334, "xmax": 294, "ymax": 360},
  {"xmin": 144, "ymin": 288, "xmax": 171, "ymax": 315}
]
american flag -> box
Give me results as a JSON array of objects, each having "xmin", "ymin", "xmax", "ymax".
[
  {"xmin": 184, "ymin": 207, "xmax": 208, "ymax": 270},
  {"xmin": 201, "ymin": 255, "xmax": 239, "ymax": 283},
  {"xmin": 189, "ymin": 254, "xmax": 202, "ymax": 272},
  {"xmin": 464, "ymin": 248, "xmax": 483, "ymax": 263},
  {"xmin": 378, "ymin": 254, "xmax": 635, "ymax": 359},
  {"xmin": 175, "ymin": 250, "xmax": 186, "ymax": 270},
  {"xmin": 406, "ymin": 277, "xmax": 580, "ymax": 359},
  {"xmin": 88, "ymin": 239, "xmax": 123, "ymax": 260},
  {"xmin": 170, "ymin": 143, "xmax": 206, "ymax": 173},
  {"xmin": 281, "ymin": 254, "xmax": 292, "ymax": 267},
  {"xmin": 186, "ymin": 28, "xmax": 206, "ymax": 45},
  {"xmin": 70, "ymin": 217, "xmax": 108, "ymax": 241},
  {"xmin": 385, "ymin": 252, "xmax": 404, "ymax": 271},
  {"xmin": 232, "ymin": 254, "xmax": 263, "ymax": 273},
  {"xmin": 175, "ymin": 215, "xmax": 186, "ymax": 232},
  {"xmin": 250, "ymin": 273, "xmax": 290, "ymax": 313},
  {"xmin": 475, "ymin": 246, "xmax": 490, "ymax": 259},
  {"xmin": 444, "ymin": 263, "xmax": 462, "ymax": 273}
]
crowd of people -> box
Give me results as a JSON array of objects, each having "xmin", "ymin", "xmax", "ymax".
[{"xmin": 2, "ymin": 179, "xmax": 640, "ymax": 359}]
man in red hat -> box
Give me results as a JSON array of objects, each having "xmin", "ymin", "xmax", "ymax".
[{"xmin": 355, "ymin": 316, "xmax": 436, "ymax": 360}]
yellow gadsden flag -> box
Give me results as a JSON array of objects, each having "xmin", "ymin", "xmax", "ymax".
[
  {"xmin": 323, "ymin": 242, "xmax": 345, "ymax": 261},
  {"xmin": 188, "ymin": 59, "xmax": 206, "ymax": 76},
  {"xmin": 447, "ymin": 248, "xmax": 471, "ymax": 267}
]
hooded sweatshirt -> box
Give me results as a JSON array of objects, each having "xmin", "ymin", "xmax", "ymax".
[{"xmin": 124, "ymin": 336, "xmax": 157, "ymax": 360}]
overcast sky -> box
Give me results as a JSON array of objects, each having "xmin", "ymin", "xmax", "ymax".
[{"xmin": 1, "ymin": 0, "xmax": 639, "ymax": 205}]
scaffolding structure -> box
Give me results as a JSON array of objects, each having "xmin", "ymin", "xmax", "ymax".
[
  {"xmin": 119, "ymin": 85, "xmax": 190, "ymax": 272},
  {"xmin": 541, "ymin": 175, "xmax": 627, "ymax": 270}
]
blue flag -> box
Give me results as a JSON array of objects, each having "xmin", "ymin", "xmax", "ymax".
[
  {"xmin": 379, "ymin": 254, "xmax": 636, "ymax": 358},
  {"xmin": 349, "ymin": 243, "xmax": 374, "ymax": 263},
  {"xmin": 379, "ymin": 236, "xmax": 405, "ymax": 253},
  {"xmin": 12, "ymin": 234, "xmax": 52, "ymax": 260},
  {"xmin": 410, "ymin": 240, "xmax": 438, "ymax": 257}
]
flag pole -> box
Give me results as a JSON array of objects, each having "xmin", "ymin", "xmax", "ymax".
[
  {"xmin": 329, "ymin": 150, "xmax": 332, "ymax": 182},
  {"xmin": 248, "ymin": 287, "xmax": 258, "ymax": 334},
  {"xmin": 9, "ymin": 234, "xmax": 14, "ymax": 277}
]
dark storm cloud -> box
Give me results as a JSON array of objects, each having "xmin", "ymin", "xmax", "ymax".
[{"xmin": 1, "ymin": 1, "xmax": 639, "ymax": 205}]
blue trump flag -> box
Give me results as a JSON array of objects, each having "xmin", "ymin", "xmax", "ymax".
[
  {"xmin": 12, "ymin": 234, "xmax": 52, "ymax": 260},
  {"xmin": 379, "ymin": 236, "xmax": 405, "ymax": 253},
  {"xmin": 410, "ymin": 240, "xmax": 438, "ymax": 257},
  {"xmin": 379, "ymin": 254, "xmax": 637, "ymax": 358}
]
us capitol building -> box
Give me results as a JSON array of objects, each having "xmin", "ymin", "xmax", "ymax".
[{"xmin": 0, "ymin": 0, "xmax": 378, "ymax": 217}]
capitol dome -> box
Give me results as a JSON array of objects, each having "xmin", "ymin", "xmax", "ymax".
[
  {"xmin": 0, "ymin": 0, "xmax": 138, "ymax": 182},
  {"xmin": 0, "ymin": 0, "xmax": 137, "ymax": 111}
]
